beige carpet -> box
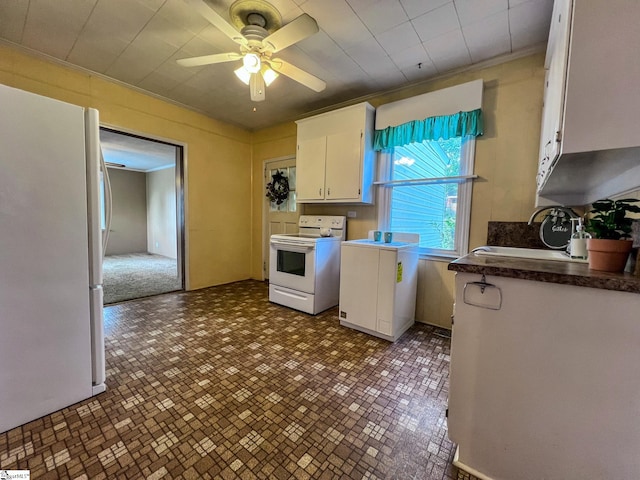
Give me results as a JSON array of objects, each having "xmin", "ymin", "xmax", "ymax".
[{"xmin": 102, "ymin": 253, "xmax": 182, "ymax": 304}]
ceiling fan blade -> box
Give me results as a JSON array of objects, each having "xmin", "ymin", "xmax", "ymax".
[
  {"xmin": 268, "ymin": 58, "xmax": 326, "ymax": 92},
  {"xmin": 262, "ymin": 14, "xmax": 319, "ymax": 52},
  {"xmin": 177, "ymin": 52, "xmax": 242, "ymax": 67},
  {"xmin": 185, "ymin": 0, "xmax": 245, "ymax": 45}
]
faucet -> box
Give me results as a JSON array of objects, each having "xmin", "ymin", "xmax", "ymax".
[{"xmin": 527, "ymin": 206, "xmax": 579, "ymax": 225}]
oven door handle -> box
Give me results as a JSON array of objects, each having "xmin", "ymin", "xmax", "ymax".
[{"xmin": 270, "ymin": 240, "xmax": 315, "ymax": 252}]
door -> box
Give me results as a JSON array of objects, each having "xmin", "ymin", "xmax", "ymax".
[
  {"xmin": 269, "ymin": 239, "xmax": 316, "ymax": 293},
  {"xmin": 296, "ymin": 136, "xmax": 326, "ymax": 201},
  {"xmin": 0, "ymin": 85, "xmax": 94, "ymax": 433},
  {"xmin": 264, "ymin": 157, "xmax": 300, "ymax": 279},
  {"xmin": 539, "ymin": 0, "xmax": 572, "ymax": 174},
  {"xmin": 325, "ymin": 128, "xmax": 362, "ymax": 200}
]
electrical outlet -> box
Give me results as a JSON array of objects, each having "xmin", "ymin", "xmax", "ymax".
[{"xmin": 347, "ymin": 211, "xmax": 357, "ymax": 218}]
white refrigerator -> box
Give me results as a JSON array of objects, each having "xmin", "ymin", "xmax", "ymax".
[{"xmin": 0, "ymin": 84, "xmax": 107, "ymax": 434}]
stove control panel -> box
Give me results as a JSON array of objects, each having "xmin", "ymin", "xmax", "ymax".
[{"xmin": 298, "ymin": 215, "xmax": 346, "ymax": 229}]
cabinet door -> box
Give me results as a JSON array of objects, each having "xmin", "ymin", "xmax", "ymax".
[
  {"xmin": 325, "ymin": 129, "xmax": 362, "ymax": 200},
  {"xmin": 537, "ymin": 0, "xmax": 572, "ymax": 189},
  {"xmin": 296, "ymin": 137, "xmax": 326, "ymax": 201},
  {"xmin": 339, "ymin": 245, "xmax": 378, "ymax": 331}
]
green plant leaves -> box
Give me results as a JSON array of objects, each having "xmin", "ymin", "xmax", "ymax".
[{"xmin": 586, "ymin": 198, "xmax": 640, "ymax": 240}]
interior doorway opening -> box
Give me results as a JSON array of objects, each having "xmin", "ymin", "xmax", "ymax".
[{"xmin": 100, "ymin": 127, "xmax": 185, "ymax": 304}]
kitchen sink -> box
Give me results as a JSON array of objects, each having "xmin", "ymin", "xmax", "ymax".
[{"xmin": 471, "ymin": 246, "xmax": 588, "ymax": 263}]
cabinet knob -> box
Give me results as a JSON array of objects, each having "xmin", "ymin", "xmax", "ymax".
[
  {"xmin": 319, "ymin": 188, "xmax": 322, "ymax": 196},
  {"xmin": 327, "ymin": 188, "xmax": 331, "ymax": 196}
]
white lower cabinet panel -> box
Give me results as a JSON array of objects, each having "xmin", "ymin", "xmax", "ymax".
[{"xmin": 449, "ymin": 272, "xmax": 640, "ymax": 480}]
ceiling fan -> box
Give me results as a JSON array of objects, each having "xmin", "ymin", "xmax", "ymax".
[{"xmin": 178, "ymin": 0, "xmax": 326, "ymax": 102}]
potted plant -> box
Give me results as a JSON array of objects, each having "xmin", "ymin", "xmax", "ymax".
[{"xmin": 585, "ymin": 198, "xmax": 640, "ymax": 272}]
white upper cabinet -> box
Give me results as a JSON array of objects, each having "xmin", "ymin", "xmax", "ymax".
[
  {"xmin": 536, "ymin": 0, "xmax": 571, "ymax": 193},
  {"xmin": 536, "ymin": 0, "xmax": 640, "ymax": 206},
  {"xmin": 296, "ymin": 136, "xmax": 326, "ymax": 201},
  {"xmin": 295, "ymin": 102, "xmax": 375, "ymax": 204}
]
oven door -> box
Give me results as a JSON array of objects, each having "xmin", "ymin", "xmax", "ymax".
[{"xmin": 269, "ymin": 238, "xmax": 316, "ymax": 294}]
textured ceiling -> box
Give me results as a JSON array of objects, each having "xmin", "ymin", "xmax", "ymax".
[
  {"xmin": 100, "ymin": 128, "xmax": 178, "ymax": 172},
  {"xmin": 0, "ymin": 0, "xmax": 553, "ymax": 131}
]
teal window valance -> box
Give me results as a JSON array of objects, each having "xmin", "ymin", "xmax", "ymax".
[{"xmin": 374, "ymin": 108, "xmax": 483, "ymax": 151}]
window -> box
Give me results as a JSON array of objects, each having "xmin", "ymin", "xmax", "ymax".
[
  {"xmin": 377, "ymin": 136, "xmax": 476, "ymax": 258},
  {"xmin": 373, "ymin": 80, "xmax": 483, "ymax": 258},
  {"xmin": 269, "ymin": 166, "xmax": 297, "ymax": 213},
  {"xmin": 269, "ymin": 167, "xmax": 297, "ymax": 212}
]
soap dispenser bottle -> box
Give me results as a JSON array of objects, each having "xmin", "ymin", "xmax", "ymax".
[{"xmin": 570, "ymin": 217, "xmax": 591, "ymax": 259}]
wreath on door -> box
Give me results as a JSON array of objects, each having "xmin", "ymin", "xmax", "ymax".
[{"xmin": 266, "ymin": 170, "xmax": 290, "ymax": 205}]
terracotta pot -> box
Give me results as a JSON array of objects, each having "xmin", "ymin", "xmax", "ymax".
[{"xmin": 586, "ymin": 238, "xmax": 633, "ymax": 272}]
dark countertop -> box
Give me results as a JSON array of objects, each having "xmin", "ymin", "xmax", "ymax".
[{"xmin": 448, "ymin": 253, "xmax": 640, "ymax": 294}]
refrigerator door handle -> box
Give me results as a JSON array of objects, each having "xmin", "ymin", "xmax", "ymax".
[
  {"xmin": 90, "ymin": 285, "xmax": 106, "ymax": 390},
  {"xmin": 100, "ymin": 148, "xmax": 113, "ymax": 257},
  {"xmin": 85, "ymin": 109, "xmax": 106, "ymax": 394},
  {"xmin": 85, "ymin": 108, "xmax": 104, "ymax": 285}
]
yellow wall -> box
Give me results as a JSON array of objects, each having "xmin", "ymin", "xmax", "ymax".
[
  {"xmin": 0, "ymin": 45, "xmax": 253, "ymax": 290},
  {"xmin": 1, "ymin": 44, "xmax": 546, "ymax": 327},
  {"xmin": 250, "ymin": 53, "xmax": 546, "ymax": 328}
]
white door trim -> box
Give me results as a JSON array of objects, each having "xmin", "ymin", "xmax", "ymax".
[{"xmin": 99, "ymin": 124, "xmax": 189, "ymax": 290}]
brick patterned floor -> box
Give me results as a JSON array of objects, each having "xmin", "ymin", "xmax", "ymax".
[{"xmin": 0, "ymin": 280, "xmax": 475, "ymax": 479}]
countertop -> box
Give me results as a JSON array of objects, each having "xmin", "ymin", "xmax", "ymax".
[
  {"xmin": 448, "ymin": 253, "xmax": 640, "ymax": 294},
  {"xmin": 342, "ymin": 239, "xmax": 418, "ymax": 250}
]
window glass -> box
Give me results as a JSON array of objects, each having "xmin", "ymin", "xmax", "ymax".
[
  {"xmin": 380, "ymin": 136, "xmax": 474, "ymax": 257},
  {"xmin": 269, "ymin": 166, "xmax": 297, "ymax": 213}
]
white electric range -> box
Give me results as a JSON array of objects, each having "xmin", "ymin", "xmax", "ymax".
[{"xmin": 269, "ymin": 215, "xmax": 346, "ymax": 315}]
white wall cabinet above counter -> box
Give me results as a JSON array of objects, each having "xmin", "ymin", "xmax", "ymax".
[
  {"xmin": 295, "ymin": 102, "xmax": 375, "ymax": 204},
  {"xmin": 536, "ymin": 0, "xmax": 640, "ymax": 206}
]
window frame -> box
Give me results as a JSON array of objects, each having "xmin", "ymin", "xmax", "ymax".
[{"xmin": 376, "ymin": 136, "xmax": 477, "ymax": 259}]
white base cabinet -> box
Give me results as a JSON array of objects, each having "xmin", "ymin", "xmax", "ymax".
[
  {"xmin": 296, "ymin": 102, "xmax": 375, "ymax": 204},
  {"xmin": 449, "ymin": 272, "xmax": 640, "ymax": 480},
  {"xmin": 338, "ymin": 240, "xmax": 418, "ymax": 341}
]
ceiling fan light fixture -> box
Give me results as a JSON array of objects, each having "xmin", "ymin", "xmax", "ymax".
[
  {"xmin": 261, "ymin": 65, "xmax": 278, "ymax": 86},
  {"xmin": 180, "ymin": 0, "xmax": 326, "ymax": 101},
  {"xmin": 243, "ymin": 52, "xmax": 261, "ymax": 73},
  {"xmin": 234, "ymin": 66, "xmax": 252, "ymax": 85}
]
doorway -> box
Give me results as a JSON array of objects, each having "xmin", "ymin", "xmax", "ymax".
[
  {"xmin": 263, "ymin": 156, "xmax": 300, "ymax": 280},
  {"xmin": 100, "ymin": 128, "xmax": 186, "ymax": 303}
]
